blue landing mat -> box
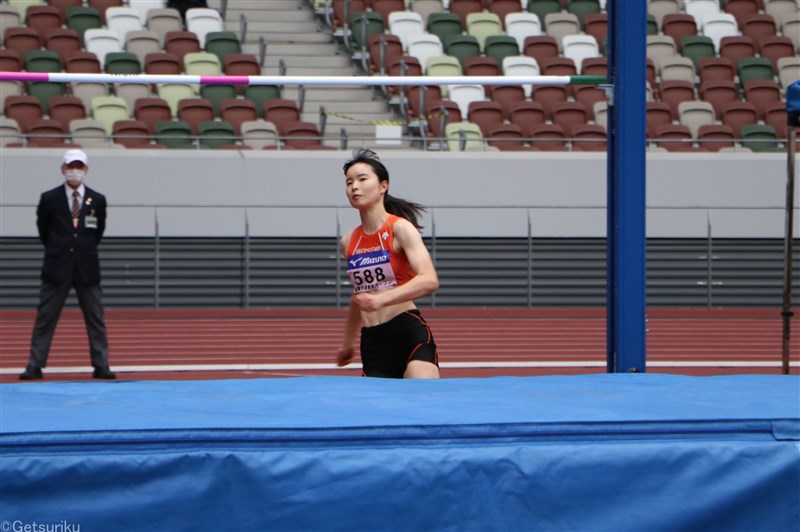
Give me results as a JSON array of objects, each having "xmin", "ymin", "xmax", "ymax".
[{"xmin": 1, "ymin": 374, "xmax": 799, "ymax": 531}]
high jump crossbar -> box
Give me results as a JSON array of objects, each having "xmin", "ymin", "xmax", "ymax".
[{"xmin": 0, "ymin": 71, "xmax": 608, "ymax": 87}]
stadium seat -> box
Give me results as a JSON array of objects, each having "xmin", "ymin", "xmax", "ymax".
[
  {"xmin": 84, "ymin": 28, "xmax": 123, "ymax": 66},
  {"xmin": 464, "ymin": 56, "xmax": 502, "ymax": 77},
  {"xmin": 0, "ymin": 49, "xmax": 21, "ymax": 75},
  {"xmin": 526, "ymin": 0, "xmax": 561, "ymax": 30},
  {"xmin": 467, "ymin": 100, "xmax": 504, "ymax": 136},
  {"xmin": 583, "ymin": 12, "xmax": 607, "ymax": 45},
  {"xmin": 658, "ymin": 79, "xmax": 697, "ymax": 119},
  {"xmin": 371, "ymin": 0, "xmax": 406, "ymax": 25},
  {"xmin": 567, "ymin": 0, "xmax": 601, "ymax": 30},
  {"xmin": 757, "ymin": 36, "xmax": 796, "ymax": 71},
  {"xmin": 105, "ymin": 6, "xmax": 143, "ymax": 41},
  {"xmin": 502, "ymin": 55, "xmax": 539, "ymax": 97},
  {"xmin": 562, "ymin": 34, "xmax": 600, "ymax": 73},
  {"xmin": 145, "ymin": 52, "xmax": 182, "ymax": 75},
  {"xmin": 486, "ymin": 83, "xmax": 523, "ymax": 119},
  {"xmin": 71, "ymin": 82, "xmax": 110, "ymax": 112},
  {"xmin": 3, "ymin": 94, "xmax": 44, "ymax": 133},
  {"xmin": 764, "ymin": 0, "xmax": 798, "ymax": 21},
  {"xmin": 26, "ymin": 118, "xmax": 66, "ymax": 146},
  {"xmin": 700, "ymin": 12, "xmax": 738, "ymax": 52},
  {"xmin": 776, "ymin": 57, "xmax": 800, "ymax": 90},
  {"xmin": 505, "ymin": 12, "xmax": 542, "ymax": 50},
  {"xmin": 69, "ymin": 118, "xmax": 108, "ymax": 147},
  {"xmin": 426, "ymin": 55, "xmax": 463, "ymax": 96},
  {"xmin": 677, "ymin": 100, "xmax": 716, "ymax": 137},
  {"xmin": 551, "ymin": 101, "xmax": 589, "ymax": 133},
  {"xmin": 743, "ymin": 79, "xmax": 781, "ymax": 119},
  {"xmin": 134, "ymin": 97, "xmax": 173, "ymax": 133},
  {"xmin": 283, "ymin": 121, "xmax": 334, "ymax": 150},
  {"xmin": 240, "ymin": 120, "xmax": 280, "ymax": 150},
  {"xmin": 544, "ymin": 12, "xmax": 580, "ymax": 51},
  {"xmin": 177, "ymin": 98, "xmax": 215, "ymax": 135},
  {"xmin": 449, "ymin": 0, "xmax": 483, "ymax": 27},
  {"xmin": 388, "ymin": 10, "xmax": 425, "ymax": 50},
  {"xmin": 48, "ymin": 95, "xmax": 86, "ymax": 131},
  {"xmin": 125, "ymin": 30, "xmax": 161, "ymax": 65},
  {"xmin": 220, "ymin": 98, "xmax": 259, "ymax": 136},
  {"xmin": 699, "ymin": 79, "xmax": 740, "ymax": 117},
  {"xmin": 425, "ymin": 99, "xmax": 462, "ymax": 140},
  {"xmin": 426, "ymin": 12, "xmax": 462, "ymax": 43},
  {"xmin": 593, "ymin": 100, "xmax": 608, "ymax": 131},
  {"xmin": 406, "ymin": 34, "xmax": 444, "ymax": 73},
  {"xmin": 740, "ymin": 13, "xmax": 777, "ymax": 45},
  {"xmin": 154, "ymin": 83, "xmax": 192, "ymax": 117},
  {"xmin": 0, "ymin": 4, "xmax": 23, "ymax": 43},
  {"xmin": 696, "ymin": 124, "xmax": 736, "ymax": 152},
  {"xmin": 660, "ymin": 13, "xmax": 697, "ymax": 52},
  {"xmin": 65, "ymin": 6, "xmax": 103, "ymax": 44},
  {"xmin": 531, "ymin": 84, "xmax": 568, "ymax": 120},
  {"xmin": 25, "ymin": 5, "xmax": 61, "ymax": 41},
  {"xmin": 349, "ymin": 11, "xmax": 385, "ymax": 53},
  {"xmin": 484, "ymin": 35, "xmax": 520, "ymax": 67},
  {"xmin": 448, "ymin": 83, "xmax": 486, "ymax": 117},
  {"xmin": 763, "ymin": 100, "xmax": 788, "ymax": 139},
  {"xmin": 46, "ymin": 29, "xmax": 82, "ymax": 65},
  {"xmin": 486, "ymin": 123, "xmax": 530, "ymax": 151},
  {"xmin": 648, "ymin": 0, "xmax": 680, "ymax": 27},
  {"xmin": 263, "ymin": 99, "xmax": 302, "ymax": 136},
  {"xmin": 780, "ymin": 12, "xmax": 800, "ymax": 51},
  {"xmin": 466, "ymin": 12, "xmax": 504, "ymax": 51},
  {"xmin": 112, "ymin": 119, "xmax": 151, "ymax": 147},
  {"xmin": 87, "ymin": 0, "xmax": 124, "ymax": 24},
  {"xmin": 198, "ymin": 120, "xmax": 237, "ymax": 149},
  {"xmin": 155, "ymin": 119, "xmax": 195, "ymax": 149},
  {"xmin": 698, "ymin": 57, "xmax": 735, "ymax": 83},
  {"xmin": 27, "ymin": 81, "xmax": 65, "ymax": 114},
  {"xmin": 24, "ymin": 50, "xmax": 60, "ymax": 73},
  {"xmin": 523, "ymin": 35, "xmax": 559, "ymax": 66},
  {"xmin": 489, "ymin": 0, "xmax": 523, "ymax": 26},
  {"xmin": 737, "ymin": 57, "xmax": 775, "ymax": 85},
  {"xmin": 0, "ymin": 116, "xmax": 23, "ymax": 146},
  {"xmin": 723, "ymin": 0, "xmax": 759, "ymax": 28},
  {"xmin": 720, "ymin": 101, "xmax": 758, "ymax": 137},
  {"xmin": 645, "ymin": 101, "xmax": 673, "ymax": 138},
  {"xmin": 105, "ymin": 51, "xmax": 142, "ymax": 74},
  {"xmin": 63, "ymin": 52, "xmax": 99, "ymax": 75},
  {"xmin": 646, "ymin": 35, "xmax": 678, "ymax": 68},
  {"xmin": 165, "ymin": 31, "xmax": 202, "ymax": 64},
  {"xmin": 91, "ymin": 95, "xmax": 129, "ymax": 134},
  {"xmin": 570, "ymin": 123, "xmax": 607, "ymax": 151},
  {"xmin": 3, "ymin": 28, "xmax": 41, "ymax": 57},
  {"xmin": 527, "ymin": 123, "xmax": 567, "ymax": 150},
  {"xmin": 508, "ymin": 100, "xmax": 546, "ymax": 131},
  {"xmin": 185, "ymin": 7, "xmax": 223, "ymax": 48},
  {"xmin": 685, "ymin": 0, "xmax": 721, "ymax": 21},
  {"xmin": 659, "ymin": 56, "xmax": 696, "ymax": 83},
  {"xmin": 114, "ymin": 82, "xmax": 151, "ymax": 111},
  {"xmin": 739, "ymin": 123, "xmax": 780, "ymax": 152},
  {"xmin": 368, "ymin": 33, "xmax": 403, "ymax": 75},
  {"xmin": 443, "ymin": 34, "xmax": 481, "ymax": 70},
  {"xmin": 145, "ymin": 8, "xmax": 183, "ymax": 47},
  {"xmin": 444, "ymin": 121, "xmax": 484, "ymax": 151},
  {"xmin": 655, "ymin": 124, "xmax": 695, "ymax": 151},
  {"xmin": 204, "ymin": 31, "xmax": 241, "ymax": 64}
]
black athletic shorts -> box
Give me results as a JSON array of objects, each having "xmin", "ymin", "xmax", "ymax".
[{"xmin": 360, "ymin": 309, "xmax": 439, "ymax": 379}]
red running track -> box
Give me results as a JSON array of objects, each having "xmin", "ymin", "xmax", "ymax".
[{"xmin": 1, "ymin": 308, "xmax": 797, "ymax": 382}]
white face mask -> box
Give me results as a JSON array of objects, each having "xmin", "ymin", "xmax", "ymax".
[{"xmin": 64, "ymin": 168, "xmax": 86, "ymax": 185}]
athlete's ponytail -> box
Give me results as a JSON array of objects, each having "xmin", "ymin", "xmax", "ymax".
[{"xmin": 343, "ymin": 148, "xmax": 425, "ymax": 230}]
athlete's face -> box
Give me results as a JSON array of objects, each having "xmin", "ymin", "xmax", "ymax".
[{"xmin": 345, "ymin": 162, "xmax": 387, "ymax": 209}]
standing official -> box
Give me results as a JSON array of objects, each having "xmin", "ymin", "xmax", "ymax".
[{"xmin": 20, "ymin": 149, "xmax": 116, "ymax": 380}]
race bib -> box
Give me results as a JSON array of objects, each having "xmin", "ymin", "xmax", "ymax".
[{"xmin": 347, "ymin": 249, "xmax": 397, "ymax": 293}]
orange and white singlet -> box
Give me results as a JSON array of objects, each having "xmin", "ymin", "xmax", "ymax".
[{"xmin": 346, "ymin": 214, "xmax": 413, "ymax": 293}]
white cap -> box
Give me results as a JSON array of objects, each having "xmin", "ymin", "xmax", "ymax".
[{"xmin": 63, "ymin": 149, "xmax": 88, "ymax": 165}]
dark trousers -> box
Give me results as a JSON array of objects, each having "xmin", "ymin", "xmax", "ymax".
[{"xmin": 28, "ymin": 280, "xmax": 110, "ymax": 369}]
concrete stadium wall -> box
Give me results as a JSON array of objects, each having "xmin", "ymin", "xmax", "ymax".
[{"xmin": 1, "ymin": 149, "xmax": 796, "ymax": 238}]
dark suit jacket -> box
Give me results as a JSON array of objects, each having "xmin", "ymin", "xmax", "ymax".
[{"xmin": 37, "ymin": 185, "xmax": 107, "ymax": 286}]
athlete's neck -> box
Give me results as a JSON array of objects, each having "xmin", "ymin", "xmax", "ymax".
[{"xmin": 359, "ymin": 207, "xmax": 389, "ymax": 235}]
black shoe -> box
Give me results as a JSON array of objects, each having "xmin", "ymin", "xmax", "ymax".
[
  {"xmin": 92, "ymin": 366, "xmax": 116, "ymax": 379},
  {"xmin": 20, "ymin": 365, "xmax": 43, "ymax": 380}
]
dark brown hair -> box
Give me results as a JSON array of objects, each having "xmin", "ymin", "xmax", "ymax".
[{"xmin": 343, "ymin": 148, "xmax": 425, "ymax": 230}]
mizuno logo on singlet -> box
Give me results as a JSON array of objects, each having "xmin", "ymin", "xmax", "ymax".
[{"xmin": 349, "ymin": 254, "xmax": 389, "ymax": 268}]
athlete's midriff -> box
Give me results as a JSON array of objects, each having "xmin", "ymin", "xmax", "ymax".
[{"xmin": 347, "ymin": 215, "xmax": 416, "ymax": 327}]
